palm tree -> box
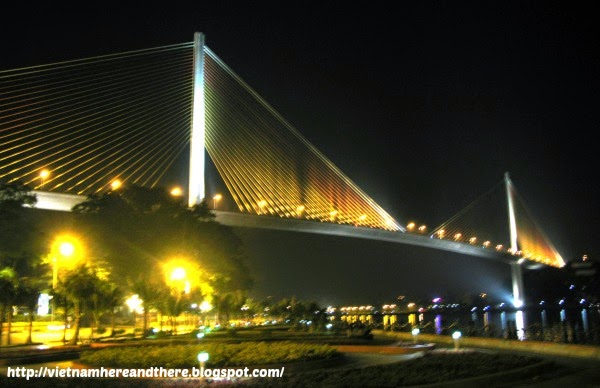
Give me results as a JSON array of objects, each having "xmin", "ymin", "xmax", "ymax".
[
  {"xmin": 16, "ymin": 261, "xmax": 49, "ymax": 345},
  {"xmin": 62, "ymin": 264, "xmax": 100, "ymax": 345},
  {"xmin": 50, "ymin": 286, "xmax": 72, "ymax": 344},
  {"xmin": 17, "ymin": 282, "xmax": 41, "ymax": 345},
  {"xmin": 159, "ymin": 290, "xmax": 187, "ymax": 334},
  {"xmin": 130, "ymin": 275, "xmax": 161, "ymax": 337},
  {"xmin": 0, "ymin": 267, "xmax": 17, "ymax": 346},
  {"xmin": 102, "ymin": 284, "xmax": 123, "ymax": 337}
]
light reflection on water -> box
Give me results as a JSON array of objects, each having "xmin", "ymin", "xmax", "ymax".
[
  {"xmin": 515, "ymin": 310, "xmax": 525, "ymax": 340},
  {"xmin": 372, "ymin": 306, "xmax": 599, "ymax": 344}
]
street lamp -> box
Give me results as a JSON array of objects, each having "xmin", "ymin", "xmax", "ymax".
[
  {"xmin": 257, "ymin": 200, "xmax": 267, "ymax": 214},
  {"xmin": 40, "ymin": 169, "xmax": 50, "ymax": 190},
  {"xmin": 110, "ymin": 179, "xmax": 122, "ymax": 190},
  {"xmin": 51, "ymin": 239, "xmax": 76, "ymax": 323},
  {"xmin": 198, "ymin": 351, "xmax": 209, "ymax": 372},
  {"xmin": 52, "ymin": 241, "xmax": 75, "ymax": 290},
  {"xmin": 412, "ymin": 327, "xmax": 420, "ymax": 344},
  {"xmin": 170, "ymin": 267, "xmax": 191, "ymax": 295},
  {"xmin": 452, "ymin": 331, "xmax": 462, "ymax": 350},
  {"xmin": 171, "ymin": 187, "xmax": 183, "ymax": 197},
  {"xmin": 329, "ymin": 210, "xmax": 338, "ymax": 221},
  {"xmin": 126, "ymin": 295, "xmax": 143, "ymax": 337},
  {"xmin": 213, "ymin": 194, "xmax": 222, "ymax": 210},
  {"xmin": 358, "ymin": 214, "xmax": 367, "ymax": 226}
]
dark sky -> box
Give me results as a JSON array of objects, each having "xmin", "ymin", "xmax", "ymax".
[{"xmin": 2, "ymin": 3, "xmax": 598, "ymax": 302}]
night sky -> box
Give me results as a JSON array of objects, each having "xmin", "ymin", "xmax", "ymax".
[{"xmin": 2, "ymin": 3, "xmax": 598, "ymax": 303}]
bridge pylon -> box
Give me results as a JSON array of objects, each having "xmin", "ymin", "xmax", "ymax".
[
  {"xmin": 189, "ymin": 32, "xmax": 206, "ymax": 207},
  {"xmin": 505, "ymin": 172, "xmax": 524, "ymax": 307}
]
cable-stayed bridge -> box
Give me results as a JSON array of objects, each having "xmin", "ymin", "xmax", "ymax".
[{"xmin": 0, "ymin": 33, "xmax": 565, "ymax": 305}]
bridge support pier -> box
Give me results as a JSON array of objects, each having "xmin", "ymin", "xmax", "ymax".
[{"xmin": 511, "ymin": 261, "xmax": 525, "ymax": 308}]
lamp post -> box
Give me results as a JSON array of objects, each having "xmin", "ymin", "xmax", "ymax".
[
  {"xmin": 40, "ymin": 169, "xmax": 50, "ymax": 190},
  {"xmin": 110, "ymin": 179, "xmax": 122, "ymax": 190},
  {"xmin": 52, "ymin": 242, "xmax": 75, "ymax": 289},
  {"xmin": 198, "ymin": 351, "xmax": 209, "ymax": 376},
  {"xmin": 171, "ymin": 187, "xmax": 183, "ymax": 197},
  {"xmin": 452, "ymin": 331, "xmax": 462, "ymax": 350},
  {"xmin": 257, "ymin": 200, "xmax": 267, "ymax": 214},
  {"xmin": 213, "ymin": 194, "xmax": 222, "ymax": 210},
  {"xmin": 411, "ymin": 327, "xmax": 420, "ymax": 344},
  {"xmin": 51, "ymin": 241, "xmax": 75, "ymax": 323},
  {"xmin": 126, "ymin": 295, "xmax": 143, "ymax": 337}
]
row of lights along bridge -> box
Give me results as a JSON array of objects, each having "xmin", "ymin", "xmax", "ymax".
[{"xmin": 36, "ymin": 170, "xmax": 511, "ymax": 252}]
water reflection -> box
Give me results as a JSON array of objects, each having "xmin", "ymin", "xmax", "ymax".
[
  {"xmin": 435, "ymin": 315, "xmax": 442, "ymax": 335},
  {"xmin": 372, "ymin": 306, "xmax": 600, "ymax": 345},
  {"xmin": 515, "ymin": 310, "xmax": 525, "ymax": 340}
]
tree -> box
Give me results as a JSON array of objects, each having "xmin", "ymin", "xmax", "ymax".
[
  {"xmin": 129, "ymin": 275, "xmax": 164, "ymax": 337},
  {"xmin": 16, "ymin": 262, "xmax": 48, "ymax": 345},
  {"xmin": 0, "ymin": 181, "xmax": 39, "ymax": 260},
  {"xmin": 60, "ymin": 263, "xmax": 104, "ymax": 345},
  {"xmin": 0, "ymin": 181, "xmax": 46, "ymax": 346},
  {"xmin": 0, "ymin": 267, "xmax": 17, "ymax": 346},
  {"xmin": 88, "ymin": 277, "xmax": 121, "ymax": 340},
  {"xmin": 101, "ymin": 283, "xmax": 124, "ymax": 337},
  {"xmin": 72, "ymin": 185, "xmax": 253, "ymax": 328}
]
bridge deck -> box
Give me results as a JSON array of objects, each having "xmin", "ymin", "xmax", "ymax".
[{"xmin": 32, "ymin": 190, "xmax": 520, "ymax": 266}]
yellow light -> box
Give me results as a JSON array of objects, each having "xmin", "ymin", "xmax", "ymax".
[
  {"xmin": 163, "ymin": 259, "xmax": 209, "ymax": 296},
  {"xmin": 438, "ymin": 229, "xmax": 445, "ymax": 238},
  {"xmin": 126, "ymin": 294, "xmax": 144, "ymax": 314},
  {"xmin": 483, "ymin": 241, "xmax": 491, "ymax": 248},
  {"xmin": 111, "ymin": 179, "xmax": 122, "ymax": 190},
  {"xmin": 213, "ymin": 194, "xmax": 223, "ymax": 209},
  {"xmin": 454, "ymin": 233, "xmax": 462, "ymax": 241},
  {"xmin": 59, "ymin": 242, "xmax": 75, "ymax": 257},
  {"xmin": 359, "ymin": 214, "xmax": 367, "ymax": 221},
  {"xmin": 171, "ymin": 267, "xmax": 186, "ymax": 281},
  {"xmin": 469, "ymin": 237, "xmax": 477, "ymax": 244},
  {"xmin": 200, "ymin": 301, "xmax": 212, "ymax": 312},
  {"xmin": 51, "ymin": 235, "xmax": 83, "ymax": 265},
  {"xmin": 40, "ymin": 169, "xmax": 50, "ymax": 179},
  {"xmin": 496, "ymin": 244, "xmax": 503, "ymax": 251},
  {"xmin": 418, "ymin": 225, "xmax": 427, "ymax": 232},
  {"xmin": 171, "ymin": 187, "xmax": 183, "ymax": 196},
  {"xmin": 407, "ymin": 222, "xmax": 415, "ymax": 231}
]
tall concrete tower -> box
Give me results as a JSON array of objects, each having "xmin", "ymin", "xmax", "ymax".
[{"xmin": 189, "ymin": 32, "xmax": 206, "ymax": 207}]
